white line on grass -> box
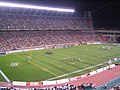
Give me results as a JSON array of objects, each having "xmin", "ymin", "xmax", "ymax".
[
  {"xmin": 32, "ymin": 55, "xmax": 66, "ymax": 74},
  {"xmin": 46, "ymin": 63, "xmax": 103, "ymax": 81},
  {"xmin": 0, "ymin": 69, "xmax": 10, "ymax": 82}
]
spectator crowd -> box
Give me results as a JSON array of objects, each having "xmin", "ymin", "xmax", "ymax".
[
  {"xmin": 0, "ymin": 30, "xmax": 112, "ymax": 51},
  {"xmin": 0, "ymin": 84, "xmax": 84, "ymax": 90},
  {"xmin": 0, "ymin": 14, "xmax": 93, "ymax": 30},
  {"xmin": 0, "ymin": 14, "xmax": 114, "ymax": 51}
]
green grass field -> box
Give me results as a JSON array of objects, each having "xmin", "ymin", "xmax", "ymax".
[
  {"xmin": 0, "ymin": 44, "xmax": 120, "ymax": 82},
  {"xmin": 0, "ymin": 74, "xmax": 6, "ymax": 82}
]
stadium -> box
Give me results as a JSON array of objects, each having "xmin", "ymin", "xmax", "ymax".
[{"xmin": 0, "ymin": 0, "xmax": 120, "ymax": 90}]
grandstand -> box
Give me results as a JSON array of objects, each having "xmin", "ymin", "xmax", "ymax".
[
  {"xmin": 0, "ymin": 14, "xmax": 93, "ymax": 30},
  {"xmin": 0, "ymin": 1, "xmax": 120, "ymax": 90}
]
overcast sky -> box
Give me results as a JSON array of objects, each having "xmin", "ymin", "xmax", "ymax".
[{"xmin": 1, "ymin": 0, "xmax": 120, "ymax": 28}]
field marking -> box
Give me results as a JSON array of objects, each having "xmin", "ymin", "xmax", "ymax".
[
  {"xmin": 14, "ymin": 50, "xmax": 104, "ymax": 81},
  {"xmin": 15, "ymin": 54, "xmax": 58, "ymax": 77},
  {"xmin": 38, "ymin": 53, "xmax": 83, "ymax": 72},
  {"xmin": 12, "ymin": 47, "xmax": 119, "ymax": 81},
  {"xmin": 16, "ymin": 52, "xmax": 66, "ymax": 75},
  {"xmin": 46, "ymin": 63, "xmax": 103, "ymax": 81},
  {"xmin": 32, "ymin": 54, "xmax": 68, "ymax": 74},
  {"xmin": 0, "ymin": 70, "xmax": 10, "ymax": 82},
  {"xmin": 28, "ymin": 61, "xmax": 58, "ymax": 76}
]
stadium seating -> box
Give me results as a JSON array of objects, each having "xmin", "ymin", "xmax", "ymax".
[
  {"xmin": 0, "ymin": 14, "xmax": 93, "ymax": 30},
  {"xmin": 0, "ymin": 13, "xmax": 114, "ymax": 51},
  {"xmin": 0, "ymin": 30, "xmax": 112, "ymax": 50}
]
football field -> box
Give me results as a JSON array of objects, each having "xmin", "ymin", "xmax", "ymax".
[{"xmin": 0, "ymin": 44, "xmax": 120, "ymax": 82}]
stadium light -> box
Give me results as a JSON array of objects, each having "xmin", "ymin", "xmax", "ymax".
[{"xmin": 0, "ymin": 2, "xmax": 75, "ymax": 12}]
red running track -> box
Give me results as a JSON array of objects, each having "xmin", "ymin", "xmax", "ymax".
[{"xmin": 69, "ymin": 65, "xmax": 120, "ymax": 87}]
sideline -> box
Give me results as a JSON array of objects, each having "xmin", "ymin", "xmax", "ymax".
[{"xmin": 0, "ymin": 70, "xmax": 10, "ymax": 82}]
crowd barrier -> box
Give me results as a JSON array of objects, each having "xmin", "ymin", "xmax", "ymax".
[
  {"xmin": 87, "ymin": 42, "xmax": 101, "ymax": 45},
  {"xmin": 27, "ymin": 82, "xmax": 42, "ymax": 87},
  {"xmin": 6, "ymin": 47, "xmax": 45, "ymax": 54},
  {"xmin": 12, "ymin": 81, "xmax": 27, "ymax": 86},
  {"xmin": 42, "ymin": 81, "xmax": 56, "ymax": 85},
  {"xmin": 4, "ymin": 42, "xmax": 103, "ymax": 55}
]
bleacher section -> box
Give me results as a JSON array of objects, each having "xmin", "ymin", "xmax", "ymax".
[
  {"xmin": 0, "ymin": 14, "xmax": 93, "ymax": 30},
  {"xmin": 0, "ymin": 30, "xmax": 112, "ymax": 50},
  {"xmin": 0, "ymin": 13, "xmax": 115, "ymax": 51}
]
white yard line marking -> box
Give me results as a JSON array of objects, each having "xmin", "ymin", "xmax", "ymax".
[{"xmin": 0, "ymin": 69, "xmax": 10, "ymax": 82}]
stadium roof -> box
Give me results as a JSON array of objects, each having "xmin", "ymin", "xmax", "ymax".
[
  {"xmin": 0, "ymin": 2, "xmax": 74, "ymax": 12},
  {"xmin": 0, "ymin": 1, "xmax": 77, "ymax": 17}
]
